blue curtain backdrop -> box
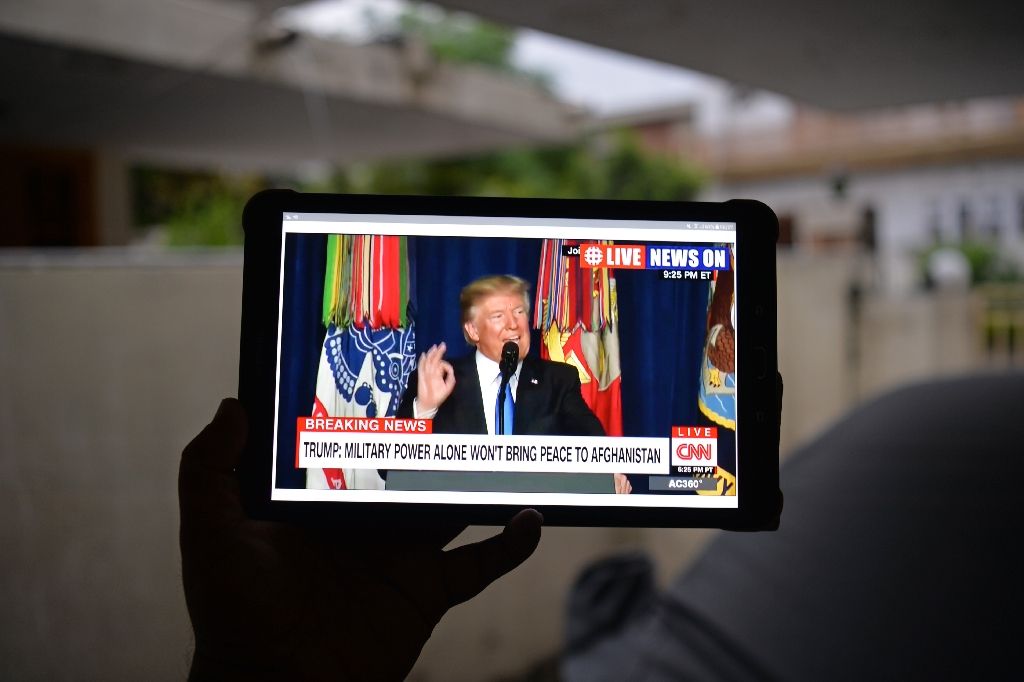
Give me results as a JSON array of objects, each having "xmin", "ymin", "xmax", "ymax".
[
  {"xmin": 277, "ymin": 232, "xmax": 710, "ymax": 488},
  {"xmin": 406, "ymin": 235, "xmax": 545, "ymax": 361},
  {"xmin": 277, "ymin": 233, "xmax": 327, "ymax": 489},
  {"xmin": 616, "ymin": 266, "xmax": 708, "ymax": 437},
  {"xmin": 616, "ymin": 266, "xmax": 710, "ymax": 493}
]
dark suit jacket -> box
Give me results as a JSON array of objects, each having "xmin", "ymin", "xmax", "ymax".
[
  {"xmin": 389, "ymin": 353, "xmax": 611, "ymax": 493},
  {"xmin": 396, "ymin": 354, "xmax": 605, "ymax": 437}
]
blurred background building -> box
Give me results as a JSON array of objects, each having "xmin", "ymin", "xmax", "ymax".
[{"xmin": 2, "ymin": 0, "xmax": 1022, "ymax": 680}]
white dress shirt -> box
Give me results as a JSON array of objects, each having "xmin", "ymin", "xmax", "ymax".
[
  {"xmin": 413, "ymin": 349, "xmax": 522, "ymax": 434},
  {"xmin": 475, "ymin": 349, "xmax": 522, "ymax": 436}
]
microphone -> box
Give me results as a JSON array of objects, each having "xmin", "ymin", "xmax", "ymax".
[
  {"xmin": 499, "ymin": 341, "xmax": 519, "ymax": 381},
  {"xmin": 497, "ymin": 341, "xmax": 518, "ymax": 436}
]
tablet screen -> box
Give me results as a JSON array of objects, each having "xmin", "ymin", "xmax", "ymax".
[{"xmin": 271, "ymin": 211, "xmax": 739, "ymax": 509}]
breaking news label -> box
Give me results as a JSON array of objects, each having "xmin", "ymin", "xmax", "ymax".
[{"xmin": 296, "ymin": 418, "xmax": 670, "ymax": 475}]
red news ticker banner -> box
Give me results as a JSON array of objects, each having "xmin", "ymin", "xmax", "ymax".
[
  {"xmin": 294, "ymin": 417, "xmax": 670, "ymax": 474},
  {"xmin": 295, "ymin": 417, "xmax": 432, "ymax": 467}
]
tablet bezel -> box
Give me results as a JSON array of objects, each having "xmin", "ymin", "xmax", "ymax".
[{"xmin": 239, "ymin": 190, "xmax": 779, "ymax": 530}]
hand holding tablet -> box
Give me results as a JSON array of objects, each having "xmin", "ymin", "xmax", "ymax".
[{"xmin": 181, "ymin": 398, "xmax": 543, "ymax": 680}]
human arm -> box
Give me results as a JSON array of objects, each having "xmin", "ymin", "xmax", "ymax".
[{"xmin": 180, "ymin": 399, "xmax": 542, "ymax": 681}]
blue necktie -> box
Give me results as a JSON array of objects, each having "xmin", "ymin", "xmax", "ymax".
[{"xmin": 495, "ymin": 383, "xmax": 514, "ymax": 435}]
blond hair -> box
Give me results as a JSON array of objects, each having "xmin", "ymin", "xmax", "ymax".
[{"xmin": 460, "ymin": 274, "xmax": 531, "ymax": 345}]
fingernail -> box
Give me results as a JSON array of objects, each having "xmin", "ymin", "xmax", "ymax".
[
  {"xmin": 215, "ymin": 398, "xmax": 232, "ymax": 420},
  {"xmin": 521, "ymin": 508, "xmax": 544, "ymax": 525}
]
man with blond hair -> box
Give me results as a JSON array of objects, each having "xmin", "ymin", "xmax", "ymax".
[{"xmin": 393, "ymin": 274, "xmax": 630, "ymax": 494}]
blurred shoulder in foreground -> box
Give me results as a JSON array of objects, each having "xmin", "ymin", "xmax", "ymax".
[{"xmin": 564, "ymin": 371, "xmax": 1024, "ymax": 682}]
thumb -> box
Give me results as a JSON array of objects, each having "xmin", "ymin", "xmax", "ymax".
[
  {"xmin": 179, "ymin": 398, "xmax": 248, "ymax": 529},
  {"xmin": 441, "ymin": 509, "xmax": 543, "ymax": 608}
]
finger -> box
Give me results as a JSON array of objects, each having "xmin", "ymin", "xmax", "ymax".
[
  {"xmin": 439, "ymin": 361, "xmax": 456, "ymax": 389},
  {"xmin": 423, "ymin": 345, "xmax": 441, "ymax": 377},
  {"xmin": 419, "ymin": 523, "xmax": 470, "ymax": 550},
  {"xmin": 179, "ymin": 398, "xmax": 248, "ymax": 530},
  {"xmin": 416, "ymin": 353, "xmax": 428, "ymax": 390},
  {"xmin": 441, "ymin": 509, "xmax": 543, "ymax": 608},
  {"xmin": 430, "ymin": 343, "xmax": 447, "ymax": 371},
  {"xmin": 350, "ymin": 518, "xmax": 467, "ymax": 550}
]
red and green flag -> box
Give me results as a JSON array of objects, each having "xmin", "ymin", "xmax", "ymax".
[
  {"xmin": 534, "ymin": 239, "xmax": 623, "ymax": 436},
  {"xmin": 306, "ymin": 234, "xmax": 416, "ymax": 491}
]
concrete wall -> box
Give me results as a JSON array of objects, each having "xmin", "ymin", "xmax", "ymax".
[
  {"xmin": 0, "ymin": 249, "xmax": 996, "ymax": 681},
  {"xmin": 776, "ymin": 251, "xmax": 992, "ymax": 457},
  {"xmin": 776, "ymin": 251, "xmax": 859, "ymax": 452},
  {"xmin": 0, "ymin": 251, "xmax": 242, "ymax": 681},
  {"xmin": 857, "ymin": 291, "xmax": 987, "ymax": 400}
]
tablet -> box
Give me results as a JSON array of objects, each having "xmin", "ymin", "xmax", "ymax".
[{"xmin": 239, "ymin": 190, "xmax": 779, "ymax": 529}]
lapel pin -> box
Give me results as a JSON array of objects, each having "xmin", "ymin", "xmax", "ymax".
[{"xmin": 530, "ymin": 378, "xmax": 539, "ymax": 384}]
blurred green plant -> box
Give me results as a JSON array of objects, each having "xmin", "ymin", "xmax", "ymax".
[
  {"xmin": 401, "ymin": 8, "xmax": 513, "ymax": 70},
  {"xmin": 331, "ymin": 132, "xmax": 704, "ymax": 202},
  {"xmin": 918, "ymin": 240, "xmax": 1021, "ymax": 287},
  {"xmin": 132, "ymin": 167, "xmax": 268, "ymax": 246},
  {"xmin": 133, "ymin": 133, "xmax": 702, "ymax": 246},
  {"xmin": 163, "ymin": 189, "xmax": 246, "ymax": 247}
]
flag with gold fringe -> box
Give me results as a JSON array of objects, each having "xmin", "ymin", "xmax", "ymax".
[
  {"xmin": 306, "ymin": 234, "xmax": 416, "ymax": 491},
  {"xmin": 697, "ymin": 244, "xmax": 737, "ymax": 497},
  {"xmin": 534, "ymin": 239, "xmax": 623, "ymax": 436}
]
